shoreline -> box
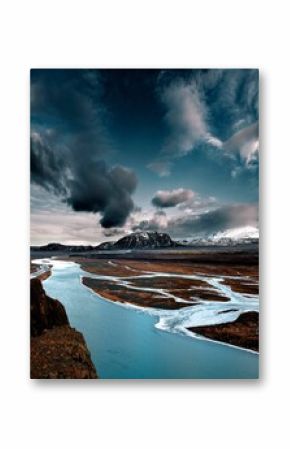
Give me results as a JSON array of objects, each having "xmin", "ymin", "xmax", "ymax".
[
  {"xmin": 181, "ymin": 327, "xmax": 259, "ymax": 355},
  {"xmin": 31, "ymin": 276, "xmax": 97, "ymax": 379},
  {"xmin": 76, "ymin": 257, "xmax": 259, "ymax": 353},
  {"xmin": 187, "ymin": 311, "xmax": 259, "ymax": 352},
  {"xmin": 30, "ymin": 261, "xmax": 52, "ymax": 281}
]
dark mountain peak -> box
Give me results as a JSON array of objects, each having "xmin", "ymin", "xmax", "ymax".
[{"xmin": 113, "ymin": 231, "xmax": 176, "ymax": 249}]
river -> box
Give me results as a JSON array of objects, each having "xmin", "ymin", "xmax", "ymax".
[{"xmin": 34, "ymin": 258, "xmax": 259, "ymax": 379}]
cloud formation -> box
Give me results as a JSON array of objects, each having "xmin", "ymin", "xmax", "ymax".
[
  {"xmin": 161, "ymin": 81, "xmax": 209, "ymax": 157},
  {"xmin": 152, "ymin": 188, "xmax": 194, "ymax": 208},
  {"xmin": 149, "ymin": 69, "xmax": 259, "ymax": 176},
  {"xmin": 31, "ymin": 70, "xmax": 138, "ymax": 228},
  {"xmin": 168, "ymin": 204, "xmax": 258, "ymax": 237},
  {"xmin": 147, "ymin": 161, "xmax": 172, "ymax": 177},
  {"xmin": 30, "ymin": 132, "xmax": 66, "ymax": 195},
  {"xmin": 66, "ymin": 163, "xmax": 137, "ymax": 228},
  {"xmin": 132, "ymin": 210, "xmax": 168, "ymax": 232},
  {"xmin": 31, "ymin": 132, "xmax": 137, "ymax": 228},
  {"xmin": 133, "ymin": 203, "xmax": 258, "ymax": 238},
  {"xmin": 224, "ymin": 121, "xmax": 259, "ymax": 165},
  {"xmin": 31, "ymin": 69, "xmax": 259, "ymax": 244}
]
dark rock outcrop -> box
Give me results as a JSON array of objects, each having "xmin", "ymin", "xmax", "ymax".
[
  {"xmin": 31, "ymin": 278, "xmax": 69, "ymax": 337},
  {"xmin": 112, "ymin": 231, "xmax": 177, "ymax": 250},
  {"xmin": 188, "ymin": 311, "xmax": 259, "ymax": 352},
  {"xmin": 30, "ymin": 279, "xmax": 97, "ymax": 378}
]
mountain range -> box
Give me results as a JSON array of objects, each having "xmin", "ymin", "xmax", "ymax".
[
  {"xmin": 186, "ymin": 226, "xmax": 259, "ymax": 246},
  {"xmin": 31, "ymin": 232, "xmax": 177, "ymax": 252},
  {"xmin": 31, "ymin": 228, "xmax": 259, "ymax": 252}
]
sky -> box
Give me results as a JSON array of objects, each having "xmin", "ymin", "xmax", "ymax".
[{"xmin": 31, "ymin": 69, "xmax": 259, "ymax": 245}]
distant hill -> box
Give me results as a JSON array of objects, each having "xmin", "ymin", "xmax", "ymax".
[
  {"xmin": 95, "ymin": 241, "xmax": 114, "ymax": 250},
  {"xmin": 30, "ymin": 242, "xmax": 95, "ymax": 252}
]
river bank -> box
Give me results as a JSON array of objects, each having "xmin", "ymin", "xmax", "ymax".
[
  {"xmin": 188, "ymin": 311, "xmax": 259, "ymax": 352},
  {"xmin": 74, "ymin": 256, "xmax": 259, "ymax": 351},
  {"xmin": 46, "ymin": 259, "xmax": 259, "ymax": 378},
  {"xmin": 30, "ymin": 276, "xmax": 97, "ymax": 379}
]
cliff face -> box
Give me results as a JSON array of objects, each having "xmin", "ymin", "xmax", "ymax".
[
  {"xmin": 31, "ymin": 326, "xmax": 98, "ymax": 379},
  {"xmin": 30, "ymin": 279, "xmax": 97, "ymax": 379},
  {"xmin": 31, "ymin": 278, "xmax": 69, "ymax": 337}
]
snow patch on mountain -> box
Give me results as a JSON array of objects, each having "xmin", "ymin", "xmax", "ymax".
[
  {"xmin": 187, "ymin": 226, "xmax": 259, "ymax": 246},
  {"xmin": 211, "ymin": 226, "xmax": 259, "ymax": 241}
]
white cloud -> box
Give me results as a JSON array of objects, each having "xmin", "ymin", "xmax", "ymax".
[
  {"xmin": 152, "ymin": 188, "xmax": 195, "ymax": 208},
  {"xmin": 147, "ymin": 161, "xmax": 172, "ymax": 177},
  {"xmin": 148, "ymin": 79, "xmax": 223, "ymax": 176},
  {"xmin": 148, "ymin": 72, "xmax": 259, "ymax": 177},
  {"xmin": 224, "ymin": 122, "xmax": 259, "ymax": 165},
  {"xmin": 161, "ymin": 81, "xmax": 208, "ymax": 157},
  {"xmin": 204, "ymin": 134, "xmax": 223, "ymax": 148}
]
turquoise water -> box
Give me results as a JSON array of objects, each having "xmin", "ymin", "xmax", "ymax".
[{"xmin": 42, "ymin": 261, "xmax": 259, "ymax": 379}]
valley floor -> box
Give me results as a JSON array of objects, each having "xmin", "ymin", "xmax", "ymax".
[
  {"xmin": 30, "ymin": 248, "xmax": 259, "ymax": 352},
  {"xmin": 71, "ymin": 253, "xmax": 259, "ymax": 352}
]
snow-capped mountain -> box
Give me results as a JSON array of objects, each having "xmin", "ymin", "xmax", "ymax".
[
  {"xmin": 188, "ymin": 226, "xmax": 259, "ymax": 246},
  {"xmin": 210, "ymin": 226, "xmax": 259, "ymax": 242}
]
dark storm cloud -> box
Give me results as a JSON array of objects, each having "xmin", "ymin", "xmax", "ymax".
[
  {"xmin": 66, "ymin": 163, "xmax": 137, "ymax": 228},
  {"xmin": 30, "ymin": 132, "xmax": 67, "ymax": 194},
  {"xmin": 152, "ymin": 188, "xmax": 194, "ymax": 208},
  {"xmin": 30, "ymin": 70, "xmax": 138, "ymax": 228},
  {"xmin": 31, "ymin": 130, "xmax": 137, "ymax": 227}
]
